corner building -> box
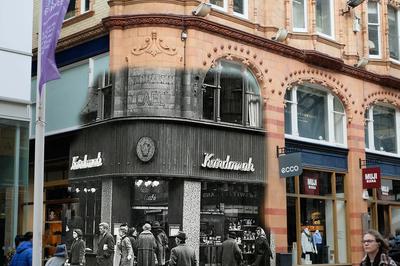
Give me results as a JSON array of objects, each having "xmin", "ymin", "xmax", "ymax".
[{"xmin": 30, "ymin": 0, "xmax": 400, "ymax": 265}]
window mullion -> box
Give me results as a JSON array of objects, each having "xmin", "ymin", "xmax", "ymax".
[
  {"xmin": 292, "ymin": 87, "xmax": 299, "ymax": 136},
  {"xmin": 368, "ymin": 107, "xmax": 375, "ymax": 150},
  {"xmin": 327, "ymin": 93, "xmax": 334, "ymax": 143},
  {"xmin": 396, "ymin": 109, "xmax": 400, "ymax": 154},
  {"xmin": 215, "ymin": 63, "xmax": 221, "ymax": 122}
]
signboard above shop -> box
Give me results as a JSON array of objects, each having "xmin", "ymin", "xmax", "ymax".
[
  {"xmin": 362, "ymin": 167, "xmax": 381, "ymax": 189},
  {"xmin": 278, "ymin": 152, "xmax": 303, "ymax": 178}
]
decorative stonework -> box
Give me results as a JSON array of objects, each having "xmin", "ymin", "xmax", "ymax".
[
  {"xmin": 388, "ymin": 0, "xmax": 400, "ymax": 8},
  {"xmin": 363, "ymin": 90, "xmax": 400, "ymax": 113},
  {"xmin": 279, "ymin": 68, "xmax": 352, "ymax": 117},
  {"xmin": 131, "ymin": 31, "xmax": 177, "ymax": 57}
]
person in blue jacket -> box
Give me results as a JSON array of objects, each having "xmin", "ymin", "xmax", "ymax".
[{"xmin": 9, "ymin": 232, "xmax": 33, "ymax": 266}]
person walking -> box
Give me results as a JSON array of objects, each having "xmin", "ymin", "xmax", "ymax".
[
  {"xmin": 137, "ymin": 223, "xmax": 157, "ymax": 266},
  {"xmin": 9, "ymin": 232, "xmax": 33, "ymax": 266},
  {"xmin": 221, "ymin": 232, "xmax": 242, "ymax": 266},
  {"xmin": 360, "ymin": 229, "xmax": 397, "ymax": 266},
  {"xmin": 152, "ymin": 221, "xmax": 169, "ymax": 266},
  {"xmin": 96, "ymin": 222, "xmax": 115, "ymax": 266},
  {"xmin": 168, "ymin": 231, "xmax": 197, "ymax": 266},
  {"xmin": 118, "ymin": 225, "xmax": 134, "ymax": 266},
  {"xmin": 45, "ymin": 244, "xmax": 68, "ymax": 266},
  {"xmin": 68, "ymin": 229, "xmax": 86, "ymax": 266},
  {"xmin": 128, "ymin": 227, "xmax": 138, "ymax": 262},
  {"xmin": 253, "ymin": 227, "xmax": 273, "ymax": 266}
]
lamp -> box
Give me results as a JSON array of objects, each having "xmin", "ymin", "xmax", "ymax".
[
  {"xmin": 354, "ymin": 57, "xmax": 368, "ymax": 68},
  {"xmin": 341, "ymin": 0, "xmax": 365, "ymax": 15},
  {"xmin": 271, "ymin": 28, "xmax": 288, "ymax": 42},
  {"xmin": 192, "ymin": 3, "xmax": 211, "ymax": 17}
]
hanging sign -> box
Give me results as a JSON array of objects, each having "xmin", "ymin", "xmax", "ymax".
[
  {"xmin": 362, "ymin": 167, "xmax": 381, "ymax": 189},
  {"xmin": 278, "ymin": 152, "xmax": 303, "ymax": 178}
]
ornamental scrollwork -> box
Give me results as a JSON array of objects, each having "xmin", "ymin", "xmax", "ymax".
[{"xmin": 131, "ymin": 31, "xmax": 177, "ymax": 57}]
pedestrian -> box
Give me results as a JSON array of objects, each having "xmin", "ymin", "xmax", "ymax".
[
  {"xmin": 68, "ymin": 229, "xmax": 86, "ymax": 266},
  {"xmin": 221, "ymin": 231, "xmax": 242, "ymax": 266},
  {"xmin": 252, "ymin": 227, "xmax": 273, "ymax": 266},
  {"xmin": 128, "ymin": 227, "xmax": 138, "ymax": 261},
  {"xmin": 137, "ymin": 223, "xmax": 157, "ymax": 266},
  {"xmin": 45, "ymin": 244, "xmax": 68, "ymax": 266},
  {"xmin": 9, "ymin": 231, "xmax": 33, "ymax": 266},
  {"xmin": 360, "ymin": 229, "xmax": 397, "ymax": 266},
  {"xmin": 118, "ymin": 224, "xmax": 134, "ymax": 266},
  {"xmin": 96, "ymin": 222, "xmax": 115, "ymax": 266},
  {"xmin": 389, "ymin": 229, "xmax": 400, "ymax": 264},
  {"xmin": 152, "ymin": 221, "xmax": 169, "ymax": 266},
  {"xmin": 168, "ymin": 231, "xmax": 197, "ymax": 266}
]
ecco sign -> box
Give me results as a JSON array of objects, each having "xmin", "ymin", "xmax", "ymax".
[{"xmin": 278, "ymin": 152, "xmax": 303, "ymax": 178}]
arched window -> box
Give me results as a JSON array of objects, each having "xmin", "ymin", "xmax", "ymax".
[
  {"xmin": 202, "ymin": 60, "xmax": 262, "ymax": 128},
  {"xmin": 365, "ymin": 104, "xmax": 400, "ymax": 155},
  {"xmin": 284, "ymin": 83, "xmax": 346, "ymax": 146}
]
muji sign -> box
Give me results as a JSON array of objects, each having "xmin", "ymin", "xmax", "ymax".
[{"xmin": 362, "ymin": 167, "xmax": 381, "ymax": 189}]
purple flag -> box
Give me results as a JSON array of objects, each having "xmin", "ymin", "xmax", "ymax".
[{"xmin": 38, "ymin": 0, "xmax": 70, "ymax": 95}]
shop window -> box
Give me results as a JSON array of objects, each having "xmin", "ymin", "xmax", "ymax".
[
  {"xmin": 365, "ymin": 104, "xmax": 400, "ymax": 155},
  {"xmin": 200, "ymin": 182, "xmax": 264, "ymax": 266},
  {"xmin": 368, "ymin": 1, "xmax": 381, "ymax": 58},
  {"xmin": 284, "ymin": 84, "xmax": 346, "ymax": 146},
  {"xmin": 316, "ymin": 0, "xmax": 334, "ymax": 38},
  {"xmin": 286, "ymin": 170, "xmax": 347, "ymax": 264},
  {"xmin": 388, "ymin": 5, "xmax": 400, "ymax": 61},
  {"xmin": 293, "ymin": 0, "xmax": 307, "ymax": 32},
  {"xmin": 202, "ymin": 60, "xmax": 262, "ymax": 128},
  {"xmin": 65, "ymin": 0, "xmax": 90, "ymax": 20}
]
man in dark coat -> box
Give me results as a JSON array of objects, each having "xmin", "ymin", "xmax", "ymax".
[
  {"xmin": 96, "ymin": 222, "xmax": 115, "ymax": 266},
  {"xmin": 221, "ymin": 232, "xmax": 242, "ymax": 266},
  {"xmin": 137, "ymin": 223, "xmax": 158, "ymax": 266},
  {"xmin": 9, "ymin": 232, "xmax": 33, "ymax": 266},
  {"xmin": 168, "ymin": 231, "xmax": 197, "ymax": 266}
]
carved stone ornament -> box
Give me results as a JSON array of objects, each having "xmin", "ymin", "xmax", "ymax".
[
  {"xmin": 136, "ymin": 136, "xmax": 156, "ymax": 162},
  {"xmin": 132, "ymin": 31, "xmax": 177, "ymax": 57}
]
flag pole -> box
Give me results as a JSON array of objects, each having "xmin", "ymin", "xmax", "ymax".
[{"xmin": 32, "ymin": 0, "xmax": 45, "ymax": 264}]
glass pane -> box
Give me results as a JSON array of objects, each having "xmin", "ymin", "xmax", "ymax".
[
  {"xmin": 388, "ymin": 7, "xmax": 399, "ymax": 60},
  {"xmin": 336, "ymin": 200, "xmax": 347, "ymax": 263},
  {"xmin": 286, "ymin": 176, "xmax": 295, "ymax": 193},
  {"xmin": 233, "ymin": 0, "xmax": 244, "ymax": 14},
  {"xmin": 245, "ymin": 70, "xmax": 261, "ymax": 127},
  {"xmin": 333, "ymin": 97, "xmax": 344, "ymax": 113},
  {"xmin": 297, "ymin": 87, "xmax": 327, "ymax": 140},
  {"xmin": 369, "ymin": 25, "xmax": 380, "ymax": 55},
  {"xmin": 365, "ymin": 111, "xmax": 370, "ymax": 149},
  {"xmin": 336, "ymin": 174, "xmax": 345, "ymax": 197},
  {"xmin": 368, "ymin": 2, "xmax": 378, "ymax": 23},
  {"xmin": 391, "ymin": 207, "xmax": 400, "ymax": 236},
  {"xmin": 285, "ymin": 102, "xmax": 292, "ymax": 134},
  {"xmin": 220, "ymin": 61, "xmax": 243, "ymax": 124},
  {"xmin": 65, "ymin": 0, "xmax": 76, "ymax": 19},
  {"xmin": 85, "ymin": 0, "xmax": 90, "ymax": 11},
  {"xmin": 210, "ymin": 0, "xmax": 224, "ymax": 8},
  {"xmin": 378, "ymin": 179, "xmax": 395, "ymax": 201},
  {"xmin": 316, "ymin": 0, "xmax": 332, "ymax": 36},
  {"xmin": 203, "ymin": 67, "xmax": 217, "ymax": 120},
  {"xmin": 373, "ymin": 105, "xmax": 397, "ymax": 153},
  {"xmin": 293, "ymin": 0, "xmax": 306, "ymax": 29},
  {"xmin": 334, "ymin": 112, "xmax": 344, "ymax": 144},
  {"xmin": 286, "ymin": 197, "xmax": 297, "ymax": 253},
  {"xmin": 300, "ymin": 171, "xmax": 332, "ymax": 196},
  {"xmin": 300, "ymin": 198, "xmax": 334, "ymax": 264}
]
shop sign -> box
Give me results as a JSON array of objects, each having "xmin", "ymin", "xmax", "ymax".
[
  {"xmin": 201, "ymin": 153, "xmax": 255, "ymax": 172},
  {"xmin": 362, "ymin": 167, "xmax": 381, "ymax": 189},
  {"xmin": 303, "ymin": 175, "xmax": 320, "ymax": 195},
  {"xmin": 278, "ymin": 152, "xmax": 303, "ymax": 178},
  {"xmin": 70, "ymin": 152, "xmax": 103, "ymax": 170},
  {"xmin": 381, "ymin": 185, "xmax": 389, "ymax": 196}
]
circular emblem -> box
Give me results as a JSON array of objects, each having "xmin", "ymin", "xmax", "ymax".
[{"xmin": 136, "ymin": 137, "xmax": 156, "ymax": 162}]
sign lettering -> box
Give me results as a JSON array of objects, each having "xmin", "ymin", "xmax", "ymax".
[
  {"xmin": 71, "ymin": 152, "xmax": 103, "ymax": 170},
  {"xmin": 201, "ymin": 153, "xmax": 255, "ymax": 172}
]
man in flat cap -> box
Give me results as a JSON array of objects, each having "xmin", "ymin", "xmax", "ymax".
[{"xmin": 168, "ymin": 231, "xmax": 196, "ymax": 266}]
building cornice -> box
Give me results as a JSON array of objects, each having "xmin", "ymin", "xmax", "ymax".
[{"xmin": 102, "ymin": 14, "xmax": 400, "ymax": 90}]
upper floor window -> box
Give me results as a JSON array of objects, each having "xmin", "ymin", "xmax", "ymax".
[
  {"xmin": 209, "ymin": 0, "xmax": 248, "ymax": 18},
  {"xmin": 316, "ymin": 0, "xmax": 334, "ymax": 38},
  {"xmin": 368, "ymin": 1, "xmax": 381, "ymax": 57},
  {"xmin": 284, "ymin": 84, "xmax": 346, "ymax": 146},
  {"xmin": 292, "ymin": 0, "xmax": 307, "ymax": 32},
  {"xmin": 365, "ymin": 105, "xmax": 400, "ymax": 155},
  {"xmin": 65, "ymin": 0, "xmax": 90, "ymax": 20},
  {"xmin": 202, "ymin": 60, "xmax": 262, "ymax": 128},
  {"xmin": 388, "ymin": 6, "xmax": 400, "ymax": 60}
]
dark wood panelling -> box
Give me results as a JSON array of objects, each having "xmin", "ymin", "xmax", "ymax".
[{"xmin": 69, "ymin": 118, "xmax": 265, "ymax": 183}]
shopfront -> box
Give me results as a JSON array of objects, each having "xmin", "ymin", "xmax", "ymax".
[
  {"xmin": 284, "ymin": 139, "xmax": 348, "ymax": 265},
  {"xmin": 68, "ymin": 118, "xmax": 265, "ymax": 265}
]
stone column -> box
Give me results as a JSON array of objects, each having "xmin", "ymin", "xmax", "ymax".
[
  {"xmin": 182, "ymin": 180, "xmax": 201, "ymax": 263},
  {"xmin": 101, "ymin": 178, "xmax": 113, "ymax": 226}
]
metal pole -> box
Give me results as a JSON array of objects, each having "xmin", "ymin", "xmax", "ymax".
[
  {"xmin": 33, "ymin": 0, "xmax": 45, "ymax": 264},
  {"xmin": 12, "ymin": 125, "xmax": 20, "ymax": 244}
]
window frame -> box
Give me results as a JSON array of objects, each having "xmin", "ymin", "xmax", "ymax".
[
  {"xmin": 201, "ymin": 60, "xmax": 263, "ymax": 128},
  {"xmin": 209, "ymin": 0, "xmax": 228, "ymax": 12},
  {"xmin": 388, "ymin": 5, "xmax": 400, "ymax": 62},
  {"xmin": 368, "ymin": 1, "xmax": 382, "ymax": 58},
  {"xmin": 233, "ymin": 0, "xmax": 249, "ymax": 19},
  {"xmin": 64, "ymin": 0, "xmax": 91, "ymax": 21},
  {"xmin": 292, "ymin": 0, "xmax": 308, "ymax": 32},
  {"xmin": 315, "ymin": 0, "xmax": 335, "ymax": 39},
  {"xmin": 284, "ymin": 84, "xmax": 347, "ymax": 148},
  {"xmin": 365, "ymin": 104, "xmax": 400, "ymax": 157}
]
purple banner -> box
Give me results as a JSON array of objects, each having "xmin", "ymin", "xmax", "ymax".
[{"xmin": 38, "ymin": 0, "xmax": 70, "ymax": 95}]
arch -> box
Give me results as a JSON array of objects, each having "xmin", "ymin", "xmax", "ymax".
[{"xmin": 363, "ymin": 90, "xmax": 400, "ymax": 115}]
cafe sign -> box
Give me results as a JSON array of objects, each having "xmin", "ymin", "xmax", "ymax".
[
  {"xmin": 362, "ymin": 167, "xmax": 381, "ymax": 189},
  {"xmin": 70, "ymin": 152, "xmax": 103, "ymax": 170},
  {"xmin": 201, "ymin": 153, "xmax": 255, "ymax": 172}
]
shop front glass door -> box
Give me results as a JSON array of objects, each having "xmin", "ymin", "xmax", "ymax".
[{"xmin": 391, "ymin": 206, "xmax": 400, "ymax": 235}]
